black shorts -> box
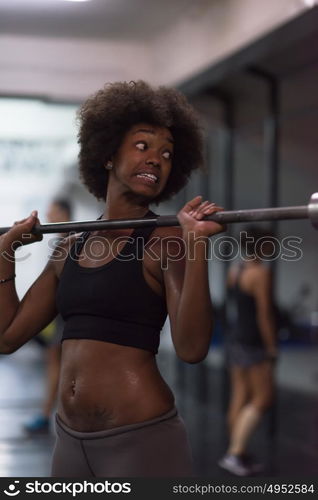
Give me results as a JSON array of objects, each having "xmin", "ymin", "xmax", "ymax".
[{"xmin": 225, "ymin": 341, "xmax": 269, "ymax": 367}]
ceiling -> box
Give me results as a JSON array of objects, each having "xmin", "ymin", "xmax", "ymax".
[{"xmin": 0, "ymin": 0, "xmax": 194, "ymax": 40}]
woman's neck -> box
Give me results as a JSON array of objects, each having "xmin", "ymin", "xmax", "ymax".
[{"xmin": 102, "ymin": 191, "xmax": 150, "ymax": 220}]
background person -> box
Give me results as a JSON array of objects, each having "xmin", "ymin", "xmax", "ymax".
[{"xmin": 218, "ymin": 226, "xmax": 278, "ymax": 476}]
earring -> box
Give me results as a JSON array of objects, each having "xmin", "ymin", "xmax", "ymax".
[{"xmin": 105, "ymin": 161, "xmax": 113, "ymax": 170}]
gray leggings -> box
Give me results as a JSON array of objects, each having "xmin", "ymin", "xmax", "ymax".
[{"xmin": 51, "ymin": 407, "xmax": 194, "ymax": 477}]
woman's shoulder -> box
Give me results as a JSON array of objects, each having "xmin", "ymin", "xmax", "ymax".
[
  {"xmin": 144, "ymin": 226, "xmax": 184, "ymax": 268},
  {"xmin": 150, "ymin": 226, "xmax": 184, "ymax": 250},
  {"xmin": 151, "ymin": 226, "xmax": 183, "ymax": 239},
  {"xmin": 52, "ymin": 232, "xmax": 80, "ymax": 253},
  {"xmin": 49, "ymin": 232, "xmax": 83, "ymax": 276}
]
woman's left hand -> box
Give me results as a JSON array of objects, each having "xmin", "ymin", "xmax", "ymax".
[{"xmin": 177, "ymin": 196, "xmax": 226, "ymax": 237}]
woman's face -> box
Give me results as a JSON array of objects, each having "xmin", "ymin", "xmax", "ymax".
[{"xmin": 109, "ymin": 123, "xmax": 174, "ymax": 200}]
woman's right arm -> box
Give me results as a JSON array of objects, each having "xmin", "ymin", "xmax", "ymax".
[
  {"xmin": 0, "ymin": 211, "xmax": 59, "ymax": 354},
  {"xmin": 253, "ymin": 266, "xmax": 278, "ymax": 359}
]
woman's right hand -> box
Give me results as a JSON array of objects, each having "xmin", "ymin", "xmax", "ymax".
[{"xmin": 0, "ymin": 211, "xmax": 43, "ymax": 251}]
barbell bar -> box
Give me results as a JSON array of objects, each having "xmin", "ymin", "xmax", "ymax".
[{"xmin": 0, "ymin": 192, "xmax": 317, "ymax": 235}]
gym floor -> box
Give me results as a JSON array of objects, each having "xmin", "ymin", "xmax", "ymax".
[{"xmin": 0, "ymin": 339, "xmax": 317, "ymax": 478}]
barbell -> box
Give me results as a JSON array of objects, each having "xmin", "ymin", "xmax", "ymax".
[{"xmin": 0, "ymin": 192, "xmax": 317, "ymax": 235}]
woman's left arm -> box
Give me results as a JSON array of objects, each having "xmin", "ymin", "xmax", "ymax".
[{"xmin": 163, "ymin": 196, "xmax": 224, "ymax": 363}]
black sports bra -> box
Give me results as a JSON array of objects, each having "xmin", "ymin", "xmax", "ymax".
[{"xmin": 55, "ymin": 212, "xmax": 167, "ymax": 354}]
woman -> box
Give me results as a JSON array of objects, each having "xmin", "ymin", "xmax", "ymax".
[
  {"xmin": 219, "ymin": 226, "xmax": 278, "ymax": 476},
  {"xmin": 0, "ymin": 81, "xmax": 223, "ymax": 477}
]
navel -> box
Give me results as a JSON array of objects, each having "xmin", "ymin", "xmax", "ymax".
[{"xmin": 70, "ymin": 379, "xmax": 76, "ymax": 396}]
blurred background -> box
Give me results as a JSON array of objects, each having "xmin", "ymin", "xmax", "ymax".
[{"xmin": 0, "ymin": 0, "xmax": 317, "ymax": 477}]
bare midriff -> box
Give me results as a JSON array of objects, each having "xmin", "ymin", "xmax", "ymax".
[{"xmin": 57, "ymin": 339, "xmax": 175, "ymax": 432}]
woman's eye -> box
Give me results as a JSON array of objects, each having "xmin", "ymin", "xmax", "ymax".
[
  {"xmin": 136, "ymin": 142, "xmax": 146, "ymax": 151},
  {"xmin": 162, "ymin": 151, "xmax": 172, "ymax": 160}
]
